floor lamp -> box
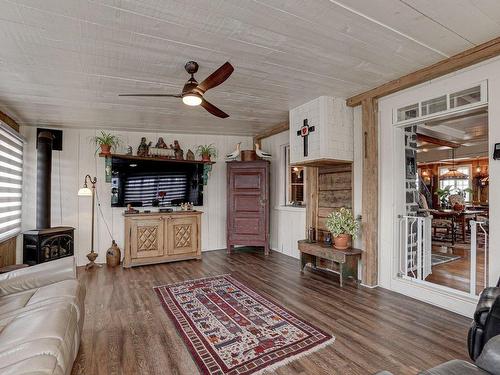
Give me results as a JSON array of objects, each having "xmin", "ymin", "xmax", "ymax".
[{"xmin": 78, "ymin": 174, "xmax": 100, "ymax": 270}]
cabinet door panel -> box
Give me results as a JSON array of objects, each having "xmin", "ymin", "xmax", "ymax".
[
  {"xmin": 130, "ymin": 218, "xmax": 164, "ymax": 258},
  {"xmin": 228, "ymin": 167, "xmax": 267, "ymax": 242},
  {"xmin": 166, "ymin": 216, "xmax": 198, "ymax": 255}
]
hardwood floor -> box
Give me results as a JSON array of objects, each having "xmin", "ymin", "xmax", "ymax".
[
  {"xmin": 72, "ymin": 248, "xmax": 471, "ymax": 375},
  {"xmin": 425, "ymin": 250, "xmax": 486, "ymax": 294}
]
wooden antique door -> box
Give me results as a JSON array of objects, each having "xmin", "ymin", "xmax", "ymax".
[
  {"xmin": 130, "ymin": 217, "xmax": 164, "ymax": 259},
  {"xmin": 227, "ymin": 160, "xmax": 269, "ymax": 255}
]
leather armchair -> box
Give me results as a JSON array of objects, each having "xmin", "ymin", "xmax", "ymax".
[
  {"xmin": 468, "ymin": 277, "xmax": 500, "ymax": 361},
  {"xmin": 374, "ymin": 335, "xmax": 500, "ymax": 375}
]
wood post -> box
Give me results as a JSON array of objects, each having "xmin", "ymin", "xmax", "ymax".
[{"xmin": 361, "ymin": 98, "xmax": 378, "ymax": 286}]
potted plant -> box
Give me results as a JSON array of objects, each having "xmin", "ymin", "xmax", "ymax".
[
  {"xmin": 91, "ymin": 131, "xmax": 121, "ymax": 156},
  {"xmin": 196, "ymin": 144, "xmax": 217, "ymax": 162},
  {"xmin": 325, "ymin": 207, "xmax": 359, "ymax": 250}
]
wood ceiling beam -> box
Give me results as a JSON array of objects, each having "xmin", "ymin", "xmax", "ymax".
[
  {"xmin": 253, "ymin": 122, "xmax": 289, "ymax": 146},
  {"xmin": 416, "ymin": 133, "xmax": 460, "ymax": 149},
  {"xmin": 346, "ymin": 37, "xmax": 500, "ymax": 107}
]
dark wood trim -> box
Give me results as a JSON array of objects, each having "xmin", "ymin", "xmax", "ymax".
[
  {"xmin": 417, "ymin": 134, "xmax": 460, "ymax": 149},
  {"xmin": 253, "ymin": 122, "xmax": 289, "ymax": 146},
  {"xmin": 0, "ymin": 110, "xmax": 20, "ymax": 132},
  {"xmin": 347, "ymin": 37, "xmax": 500, "ymax": 107},
  {"xmin": 361, "ymin": 98, "xmax": 378, "ymax": 286}
]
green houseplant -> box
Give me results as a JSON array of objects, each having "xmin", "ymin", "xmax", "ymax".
[
  {"xmin": 196, "ymin": 144, "xmax": 217, "ymax": 162},
  {"xmin": 325, "ymin": 207, "xmax": 359, "ymax": 250},
  {"xmin": 91, "ymin": 131, "xmax": 121, "ymax": 156}
]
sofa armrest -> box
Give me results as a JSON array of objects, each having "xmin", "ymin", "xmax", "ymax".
[
  {"xmin": 476, "ymin": 335, "xmax": 500, "ymax": 375},
  {"xmin": 0, "ymin": 257, "xmax": 76, "ymax": 297}
]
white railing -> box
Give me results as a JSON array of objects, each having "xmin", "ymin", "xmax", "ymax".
[
  {"xmin": 470, "ymin": 220, "xmax": 488, "ymax": 296},
  {"xmin": 399, "ymin": 216, "xmax": 432, "ymax": 281}
]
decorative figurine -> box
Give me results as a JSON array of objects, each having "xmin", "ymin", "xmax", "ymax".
[
  {"xmin": 255, "ymin": 143, "xmax": 272, "ymax": 159},
  {"xmin": 155, "ymin": 137, "xmax": 168, "ymax": 148},
  {"xmin": 137, "ymin": 137, "xmax": 151, "ymax": 157},
  {"xmin": 226, "ymin": 142, "xmax": 241, "ymax": 160},
  {"xmin": 125, "ymin": 203, "xmax": 139, "ymax": 214},
  {"xmin": 186, "ymin": 149, "xmax": 195, "ymax": 160},
  {"xmin": 126, "ymin": 146, "xmax": 133, "ymax": 155},
  {"xmin": 180, "ymin": 202, "xmax": 193, "ymax": 211},
  {"xmin": 171, "ymin": 140, "xmax": 184, "ymax": 160}
]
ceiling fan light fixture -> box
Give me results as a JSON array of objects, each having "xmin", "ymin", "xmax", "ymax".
[{"xmin": 182, "ymin": 93, "xmax": 202, "ymax": 106}]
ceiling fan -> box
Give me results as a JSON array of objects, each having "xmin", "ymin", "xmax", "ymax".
[{"xmin": 119, "ymin": 61, "xmax": 234, "ymax": 118}]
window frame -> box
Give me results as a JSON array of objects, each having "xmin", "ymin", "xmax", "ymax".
[
  {"xmin": 283, "ymin": 145, "xmax": 305, "ymax": 207},
  {"xmin": 0, "ymin": 121, "xmax": 25, "ymax": 243},
  {"xmin": 438, "ymin": 164, "xmax": 473, "ymax": 202}
]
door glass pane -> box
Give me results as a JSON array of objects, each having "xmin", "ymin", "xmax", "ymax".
[
  {"xmin": 421, "ymin": 95, "xmax": 447, "ymax": 116},
  {"xmin": 449, "ymin": 86, "xmax": 481, "ymax": 108}
]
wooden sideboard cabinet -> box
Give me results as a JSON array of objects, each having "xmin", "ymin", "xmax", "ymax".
[{"xmin": 123, "ymin": 211, "xmax": 201, "ymax": 268}]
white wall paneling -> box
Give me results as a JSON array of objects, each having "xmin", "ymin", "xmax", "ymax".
[
  {"xmin": 19, "ymin": 127, "xmax": 252, "ymax": 265},
  {"xmin": 289, "ymin": 96, "xmax": 354, "ymax": 165},
  {"xmin": 261, "ymin": 131, "xmax": 305, "ymax": 259}
]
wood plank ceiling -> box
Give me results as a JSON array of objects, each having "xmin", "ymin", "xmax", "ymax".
[{"xmin": 0, "ymin": 0, "xmax": 499, "ymax": 136}]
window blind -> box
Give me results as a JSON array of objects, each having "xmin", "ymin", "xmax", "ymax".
[
  {"xmin": 0, "ymin": 123, "xmax": 23, "ymax": 242},
  {"xmin": 124, "ymin": 173, "xmax": 188, "ymax": 207}
]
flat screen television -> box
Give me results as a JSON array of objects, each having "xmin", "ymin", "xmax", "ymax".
[{"xmin": 110, "ymin": 157, "xmax": 204, "ymax": 207}]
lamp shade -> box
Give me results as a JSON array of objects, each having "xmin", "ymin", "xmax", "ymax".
[{"xmin": 78, "ymin": 187, "xmax": 92, "ymax": 196}]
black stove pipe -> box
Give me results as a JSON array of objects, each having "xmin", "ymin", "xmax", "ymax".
[{"xmin": 36, "ymin": 131, "xmax": 54, "ymax": 229}]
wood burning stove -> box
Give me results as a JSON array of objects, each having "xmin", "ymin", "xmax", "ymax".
[
  {"xmin": 23, "ymin": 130, "xmax": 74, "ymax": 265},
  {"xmin": 23, "ymin": 227, "xmax": 74, "ymax": 265}
]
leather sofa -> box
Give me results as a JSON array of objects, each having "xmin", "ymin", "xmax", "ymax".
[
  {"xmin": 468, "ymin": 277, "xmax": 500, "ymax": 360},
  {"xmin": 375, "ymin": 335, "xmax": 500, "ymax": 374},
  {"xmin": 0, "ymin": 257, "xmax": 85, "ymax": 375}
]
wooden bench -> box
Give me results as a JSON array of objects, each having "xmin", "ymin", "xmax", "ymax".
[{"xmin": 298, "ymin": 240, "xmax": 362, "ymax": 287}]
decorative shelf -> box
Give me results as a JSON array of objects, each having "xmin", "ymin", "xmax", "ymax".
[{"xmin": 100, "ymin": 153, "xmax": 215, "ymax": 165}]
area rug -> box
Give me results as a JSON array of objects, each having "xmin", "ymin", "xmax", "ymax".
[
  {"xmin": 431, "ymin": 253, "xmax": 461, "ymax": 266},
  {"xmin": 154, "ymin": 275, "xmax": 334, "ymax": 375}
]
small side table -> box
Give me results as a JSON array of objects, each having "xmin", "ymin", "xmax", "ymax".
[{"xmin": 298, "ymin": 240, "xmax": 362, "ymax": 287}]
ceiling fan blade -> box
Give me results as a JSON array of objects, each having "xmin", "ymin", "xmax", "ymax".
[
  {"xmin": 200, "ymin": 99, "xmax": 229, "ymax": 118},
  {"xmin": 197, "ymin": 62, "xmax": 234, "ymax": 93},
  {"xmin": 118, "ymin": 94, "xmax": 181, "ymax": 97}
]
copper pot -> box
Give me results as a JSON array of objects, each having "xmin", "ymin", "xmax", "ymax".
[{"xmin": 241, "ymin": 150, "xmax": 257, "ymax": 161}]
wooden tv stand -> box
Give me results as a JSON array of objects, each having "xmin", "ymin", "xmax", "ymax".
[{"xmin": 123, "ymin": 211, "xmax": 201, "ymax": 268}]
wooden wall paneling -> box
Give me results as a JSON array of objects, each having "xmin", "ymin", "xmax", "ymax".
[
  {"xmin": 361, "ymin": 98, "xmax": 379, "ymax": 286},
  {"xmin": 347, "ymin": 37, "xmax": 500, "ymax": 106},
  {"xmin": 0, "ymin": 238, "xmax": 16, "ymax": 267},
  {"xmin": 316, "ymin": 164, "xmax": 353, "ymax": 240}
]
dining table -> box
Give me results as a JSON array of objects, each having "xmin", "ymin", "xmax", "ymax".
[{"xmin": 433, "ymin": 209, "xmax": 487, "ymax": 243}]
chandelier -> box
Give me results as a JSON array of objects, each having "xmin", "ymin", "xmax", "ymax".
[{"xmin": 441, "ymin": 149, "xmax": 469, "ymax": 180}]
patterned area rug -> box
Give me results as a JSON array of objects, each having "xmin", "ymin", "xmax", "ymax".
[{"xmin": 154, "ymin": 275, "xmax": 334, "ymax": 375}]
